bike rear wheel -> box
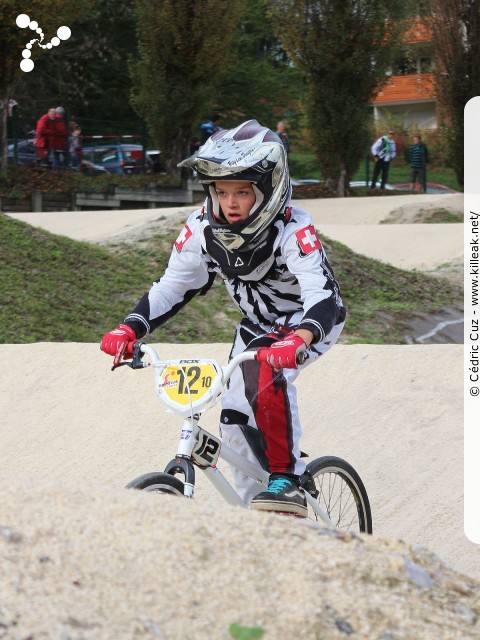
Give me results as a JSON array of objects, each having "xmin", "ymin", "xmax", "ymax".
[
  {"xmin": 302, "ymin": 456, "xmax": 372, "ymax": 534},
  {"xmin": 126, "ymin": 472, "xmax": 185, "ymax": 496}
]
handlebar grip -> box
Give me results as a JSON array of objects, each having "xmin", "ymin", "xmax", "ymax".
[
  {"xmin": 255, "ymin": 347, "xmax": 308, "ymax": 367},
  {"xmin": 255, "ymin": 347, "xmax": 268, "ymax": 363},
  {"xmin": 296, "ymin": 351, "xmax": 308, "ymax": 365}
]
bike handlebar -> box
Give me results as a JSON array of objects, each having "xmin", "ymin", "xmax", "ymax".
[
  {"xmin": 112, "ymin": 341, "xmax": 307, "ymax": 375},
  {"xmin": 111, "ymin": 341, "xmax": 256, "ymax": 374}
]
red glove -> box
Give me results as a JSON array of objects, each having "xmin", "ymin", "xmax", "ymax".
[
  {"xmin": 100, "ymin": 324, "xmax": 137, "ymax": 366},
  {"xmin": 257, "ymin": 333, "xmax": 307, "ymax": 369}
]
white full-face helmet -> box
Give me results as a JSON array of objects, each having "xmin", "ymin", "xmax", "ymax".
[{"xmin": 179, "ymin": 119, "xmax": 291, "ymax": 253}]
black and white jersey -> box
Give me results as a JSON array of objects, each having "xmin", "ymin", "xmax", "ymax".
[{"xmin": 125, "ymin": 205, "xmax": 345, "ymax": 344}]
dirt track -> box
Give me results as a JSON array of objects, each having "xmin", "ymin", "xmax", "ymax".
[{"xmin": 1, "ymin": 194, "xmax": 473, "ymax": 639}]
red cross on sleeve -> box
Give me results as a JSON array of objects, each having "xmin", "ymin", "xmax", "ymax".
[
  {"xmin": 174, "ymin": 224, "xmax": 193, "ymax": 252},
  {"xmin": 295, "ymin": 225, "xmax": 322, "ymax": 254}
]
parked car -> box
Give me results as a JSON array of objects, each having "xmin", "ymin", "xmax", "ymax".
[
  {"xmin": 349, "ymin": 180, "xmax": 395, "ymax": 190},
  {"xmin": 146, "ymin": 149, "xmax": 165, "ymax": 174},
  {"xmin": 81, "ymin": 143, "xmax": 146, "ymax": 174},
  {"xmin": 393, "ymin": 182, "xmax": 458, "ymax": 194},
  {"xmin": 7, "ymin": 138, "xmax": 36, "ymax": 166},
  {"xmin": 80, "ymin": 160, "xmax": 110, "ymax": 176},
  {"xmin": 290, "ymin": 178, "xmax": 322, "ymax": 186}
]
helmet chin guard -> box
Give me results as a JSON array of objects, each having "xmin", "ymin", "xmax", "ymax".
[{"xmin": 179, "ymin": 120, "xmax": 291, "ymax": 252}]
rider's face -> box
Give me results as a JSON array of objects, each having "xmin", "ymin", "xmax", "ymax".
[{"xmin": 215, "ymin": 181, "xmax": 256, "ymax": 224}]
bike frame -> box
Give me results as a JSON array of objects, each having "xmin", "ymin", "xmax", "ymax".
[{"xmin": 135, "ymin": 343, "xmax": 334, "ymax": 527}]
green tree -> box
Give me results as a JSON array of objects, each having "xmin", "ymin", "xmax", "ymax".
[
  {"xmin": 210, "ymin": 0, "xmax": 305, "ymax": 133},
  {"xmin": 130, "ymin": 0, "xmax": 244, "ymax": 177},
  {"xmin": 431, "ymin": 0, "xmax": 480, "ymax": 187},
  {"xmin": 0, "ymin": 0, "xmax": 97, "ymax": 169},
  {"xmin": 11, "ymin": 0, "xmax": 140, "ymax": 137},
  {"xmin": 269, "ymin": 0, "xmax": 411, "ymax": 195}
]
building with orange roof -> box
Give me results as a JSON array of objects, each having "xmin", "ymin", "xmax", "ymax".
[{"xmin": 372, "ymin": 15, "xmax": 437, "ymax": 130}]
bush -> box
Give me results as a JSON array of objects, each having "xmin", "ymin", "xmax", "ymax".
[
  {"xmin": 0, "ymin": 166, "xmax": 178, "ymax": 199},
  {"xmin": 288, "ymin": 152, "xmax": 321, "ymax": 179}
]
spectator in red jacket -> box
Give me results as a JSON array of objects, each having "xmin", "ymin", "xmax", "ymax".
[
  {"xmin": 51, "ymin": 106, "xmax": 68, "ymax": 170},
  {"xmin": 35, "ymin": 107, "xmax": 68, "ymax": 169},
  {"xmin": 35, "ymin": 108, "xmax": 56, "ymax": 165}
]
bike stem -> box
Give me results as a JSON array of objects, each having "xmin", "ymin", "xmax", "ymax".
[{"xmin": 176, "ymin": 416, "xmax": 200, "ymax": 458}]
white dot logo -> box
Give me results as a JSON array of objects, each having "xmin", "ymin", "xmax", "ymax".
[
  {"xmin": 16, "ymin": 14, "xmax": 71, "ymax": 72},
  {"xmin": 16, "ymin": 14, "xmax": 30, "ymax": 29},
  {"xmin": 20, "ymin": 59, "xmax": 34, "ymax": 73},
  {"xmin": 57, "ymin": 26, "xmax": 71, "ymax": 40}
]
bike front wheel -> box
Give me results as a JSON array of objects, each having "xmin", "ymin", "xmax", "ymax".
[
  {"xmin": 303, "ymin": 456, "xmax": 372, "ymax": 534},
  {"xmin": 126, "ymin": 472, "xmax": 185, "ymax": 496}
]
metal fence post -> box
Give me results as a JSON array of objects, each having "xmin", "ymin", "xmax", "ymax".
[
  {"xmin": 142, "ymin": 121, "xmax": 147, "ymax": 175},
  {"xmin": 31, "ymin": 190, "xmax": 42, "ymax": 212},
  {"xmin": 12, "ymin": 103, "xmax": 19, "ymax": 165},
  {"xmin": 423, "ymin": 146, "xmax": 427, "ymax": 193}
]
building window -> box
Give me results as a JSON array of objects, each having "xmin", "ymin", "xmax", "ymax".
[
  {"xmin": 419, "ymin": 56, "xmax": 434, "ymax": 73},
  {"xmin": 392, "ymin": 44, "xmax": 434, "ymax": 76},
  {"xmin": 392, "ymin": 57, "xmax": 418, "ymax": 76}
]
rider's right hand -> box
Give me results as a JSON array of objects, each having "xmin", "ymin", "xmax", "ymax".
[{"xmin": 100, "ymin": 324, "xmax": 137, "ymax": 366}]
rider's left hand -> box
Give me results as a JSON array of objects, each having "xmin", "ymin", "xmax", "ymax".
[
  {"xmin": 257, "ymin": 333, "xmax": 307, "ymax": 369},
  {"xmin": 100, "ymin": 323, "xmax": 137, "ymax": 367}
]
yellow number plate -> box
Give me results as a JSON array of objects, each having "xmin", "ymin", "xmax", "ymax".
[{"xmin": 157, "ymin": 361, "xmax": 220, "ymax": 409}]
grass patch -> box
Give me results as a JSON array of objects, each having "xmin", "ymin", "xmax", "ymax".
[
  {"xmin": 229, "ymin": 623, "xmax": 265, "ymax": 639},
  {"xmin": 322, "ymin": 236, "xmax": 462, "ymax": 344},
  {"xmin": 0, "ymin": 214, "xmax": 462, "ymax": 345},
  {"xmin": 416, "ymin": 208, "xmax": 463, "ymax": 224},
  {"xmin": 288, "ymin": 151, "xmax": 462, "ymax": 192},
  {"xmin": 352, "ymin": 165, "xmax": 462, "ymax": 191},
  {"xmin": 0, "ymin": 214, "xmax": 239, "ymax": 344}
]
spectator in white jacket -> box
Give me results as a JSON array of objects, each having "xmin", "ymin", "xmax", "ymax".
[{"xmin": 370, "ymin": 130, "xmax": 396, "ymax": 190}]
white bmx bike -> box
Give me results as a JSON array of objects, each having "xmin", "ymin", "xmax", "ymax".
[{"xmin": 115, "ymin": 342, "xmax": 372, "ymax": 534}]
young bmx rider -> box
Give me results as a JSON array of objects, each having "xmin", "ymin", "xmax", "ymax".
[{"xmin": 101, "ymin": 120, "xmax": 345, "ymax": 517}]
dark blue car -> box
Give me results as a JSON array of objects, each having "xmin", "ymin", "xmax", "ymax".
[{"xmin": 81, "ymin": 143, "xmax": 145, "ymax": 174}]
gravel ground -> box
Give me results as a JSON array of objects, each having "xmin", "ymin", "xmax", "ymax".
[{"xmin": 1, "ymin": 478, "xmax": 479, "ymax": 640}]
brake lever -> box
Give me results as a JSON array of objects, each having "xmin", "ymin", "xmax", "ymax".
[
  {"xmin": 111, "ymin": 341, "xmax": 149, "ymax": 372},
  {"xmin": 111, "ymin": 361, "xmax": 132, "ymax": 372}
]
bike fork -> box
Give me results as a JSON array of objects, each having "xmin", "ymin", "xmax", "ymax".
[{"xmin": 164, "ymin": 458, "xmax": 196, "ymax": 498}]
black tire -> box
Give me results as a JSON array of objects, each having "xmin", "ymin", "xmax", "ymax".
[
  {"xmin": 302, "ymin": 456, "xmax": 372, "ymax": 534},
  {"xmin": 126, "ymin": 472, "xmax": 185, "ymax": 496}
]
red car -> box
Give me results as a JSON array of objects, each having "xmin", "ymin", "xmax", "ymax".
[{"xmin": 393, "ymin": 183, "xmax": 459, "ymax": 194}]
